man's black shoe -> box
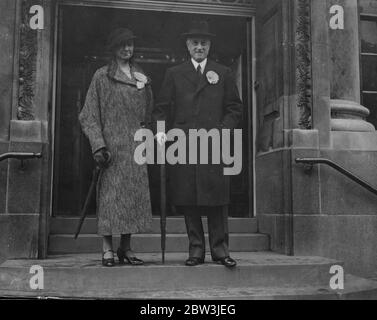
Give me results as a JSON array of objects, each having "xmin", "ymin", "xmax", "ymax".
[
  {"xmin": 185, "ymin": 257, "xmax": 204, "ymax": 266},
  {"xmin": 216, "ymin": 256, "xmax": 237, "ymax": 268}
]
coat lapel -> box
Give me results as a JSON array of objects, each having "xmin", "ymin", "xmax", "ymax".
[
  {"xmin": 181, "ymin": 61, "xmax": 199, "ymax": 87},
  {"xmin": 107, "ymin": 60, "xmax": 139, "ymax": 86},
  {"xmin": 195, "ymin": 59, "xmax": 215, "ymax": 95},
  {"xmin": 181, "ymin": 60, "xmax": 217, "ymax": 94}
]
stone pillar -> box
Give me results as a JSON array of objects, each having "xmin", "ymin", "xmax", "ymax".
[
  {"xmin": 311, "ymin": 0, "xmax": 331, "ymax": 146},
  {"xmin": 0, "ymin": 0, "xmax": 50, "ymax": 260},
  {"xmin": 0, "ymin": 0, "xmax": 17, "ymax": 141},
  {"xmin": 328, "ymin": 0, "xmax": 375, "ymax": 131}
]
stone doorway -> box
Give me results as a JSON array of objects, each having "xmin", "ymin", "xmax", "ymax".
[{"xmin": 52, "ymin": 3, "xmax": 255, "ymax": 222}]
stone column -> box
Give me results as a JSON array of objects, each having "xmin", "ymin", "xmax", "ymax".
[
  {"xmin": 0, "ymin": 0, "xmax": 49, "ymax": 260},
  {"xmin": 328, "ymin": 0, "xmax": 375, "ymax": 131},
  {"xmin": 0, "ymin": 0, "xmax": 18, "ymax": 141}
]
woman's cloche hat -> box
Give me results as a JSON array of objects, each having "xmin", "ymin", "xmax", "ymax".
[{"xmin": 107, "ymin": 28, "xmax": 137, "ymax": 51}]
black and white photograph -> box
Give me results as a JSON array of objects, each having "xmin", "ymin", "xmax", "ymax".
[{"xmin": 0, "ymin": 0, "xmax": 377, "ymax": 306}]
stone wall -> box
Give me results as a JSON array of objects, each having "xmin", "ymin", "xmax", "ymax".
[
  {"xmin": 0, "ymin": 0, "xmax": 49, "ymax": 260},
  {"xmin": 256, "ymin": 0, "xmax": 377, "ymax": 278}
]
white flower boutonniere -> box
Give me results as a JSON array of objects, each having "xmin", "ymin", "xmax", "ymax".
[
  {"xmin": 206, "ymin": 71, "xmax": 219, "ymax": 85},
  {"xmin": 134, "ymin": 72, "xmax": 148, "ymax": 89}
]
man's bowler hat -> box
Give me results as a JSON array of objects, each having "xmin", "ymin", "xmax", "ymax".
[{"xmin": 181, "ymin": 20, "xmax": 216, "ymax": 39}]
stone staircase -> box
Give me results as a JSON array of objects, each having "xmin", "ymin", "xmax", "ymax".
[
  {"xmin": 48, "ymin": 217, "xmax": 269, "ymax": 254},
  {"xmin": 0, "ymin": 217, "xmax": 377, "ymax": 299}
]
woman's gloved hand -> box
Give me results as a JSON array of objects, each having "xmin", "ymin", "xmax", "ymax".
[{"xmin": 93, "ymin": 147, "xmax": 112, "ymax": 169}]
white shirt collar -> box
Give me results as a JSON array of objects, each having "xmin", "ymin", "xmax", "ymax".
[{"xmin": 191, "ymin": 58, "xmax": 207, "ymax": 74}]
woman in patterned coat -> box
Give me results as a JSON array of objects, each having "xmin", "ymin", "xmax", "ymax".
[{"xmin": 79, "ymin": 28, "xmax": 153, "ymax": 267}]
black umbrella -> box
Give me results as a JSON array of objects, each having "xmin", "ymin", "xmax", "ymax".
[
  {"xmin": 74, "ymin": 166, "xmax": 101, "ymax": 239},
  {"xmin": 75, "ymin": 152, "xmax": 110, "ymax": 239}
]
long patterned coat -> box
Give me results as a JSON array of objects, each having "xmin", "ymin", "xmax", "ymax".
[
  {"xmin": 79, "ymin": 60, "xmax": 153, "ymax": 236},
  {"xmin": 153, "ymin": 59, "xmax": 243, "ymax": 207}
]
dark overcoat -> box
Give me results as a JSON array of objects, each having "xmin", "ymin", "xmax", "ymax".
[
  {"xmin": 79, "ymin": 60, "xmax": 153, "ymax": 236},
  {"xmin": 153, "ymin": 59, "xmax": 243, "ymax": 206}
]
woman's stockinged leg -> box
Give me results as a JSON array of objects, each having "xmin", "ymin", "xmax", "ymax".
[
  {"xmin": 120, "ymin": 234, "xmax": 134, "ymax": 257},
  {"xmin": 118, "ymin": 234, "xmax": 143, "ymax": 264},
  {"xmin": 103, "ymin": 235, "xmax": 114, "ymax": 259}
]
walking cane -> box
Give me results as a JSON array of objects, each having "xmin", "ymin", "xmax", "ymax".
[
  {"xmin": 159, "ymin": 145, "xmax": 167, "ymax": 264},
  {"xmin": 74, "ymin": 166, "xmax": 101, "ymax": 239}
]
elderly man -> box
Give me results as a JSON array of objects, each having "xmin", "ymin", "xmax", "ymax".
[{"xmin": 153, "ymin": 21, "xmax": 243, "ymax": 268}]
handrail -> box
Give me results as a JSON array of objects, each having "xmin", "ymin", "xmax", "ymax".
[
  {"xmin": 0, "ymin": 152, "xmax": 42, "ymax": 162},
  {"xmin": 295, "ymin": 158, "xmax": 377, "ymax": 197}
]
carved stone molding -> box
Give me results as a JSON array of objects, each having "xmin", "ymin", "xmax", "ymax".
[
  {"xmin": 295, "ymin": 0, "xmax": 312, "ymax": 129},
  {"xmin": 59, "ymin": 0, "xmax": 255, "ymax": 16},
  {"xmin": 17, "ymin": 0, "xmax": 41, "ymax": 121},
  {"xmin": 207, "ymin": 0, "xmax": 253, "ymax": 4},
  {"xmin": 331, "ymin": 99, "xmax": 376, "ymax": 132}
]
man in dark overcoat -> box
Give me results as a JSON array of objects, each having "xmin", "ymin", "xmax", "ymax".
[{"xmin": 153, "ymin": 21, "xmax": 243, "ymax": 267}]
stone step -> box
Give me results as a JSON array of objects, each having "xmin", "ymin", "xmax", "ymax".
[
  {"xmin": 49, "ymin": 217, "xmax": 258, "ymax": 234},
  {"xmin": 48, "ymin": 233, "xmax": 270, "ymax": 254},
  {"xmin": 2, "ymin": 276, "xmax": 377, "ymax": 300},
  {"xmin": 0, "ymin": 252, "xmax": 349, "ymax": 297}
]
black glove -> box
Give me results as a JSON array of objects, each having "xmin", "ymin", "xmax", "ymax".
[{"xmin": 93, "ymin": 148, "xmax": 111, "ymax": 169}]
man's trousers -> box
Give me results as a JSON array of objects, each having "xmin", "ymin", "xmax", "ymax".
[{"xmin": 177, "ymin": 205, "xmax": 229, "ymax": 261}]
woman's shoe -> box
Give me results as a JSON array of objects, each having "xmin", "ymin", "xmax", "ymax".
[
  {"xmin": 102, "ymin": 250, "xmax": 115, "ymax": 267},
  {"xmin": 117, "ymin": 248, "xmax": 144, "ymax": 265}
]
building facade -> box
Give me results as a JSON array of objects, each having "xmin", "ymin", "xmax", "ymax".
[{"xmin": 0, "ymin": 0, "xmax": 376, "ymax": 280}]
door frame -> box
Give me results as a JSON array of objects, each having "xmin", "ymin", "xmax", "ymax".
[
  {"xmin": 57, "ymin": 0, "xmax": 255, "ymax": 16},
  {"xmin": 50, "ymin": 0, "xmax": 257, "ymax": 220}
]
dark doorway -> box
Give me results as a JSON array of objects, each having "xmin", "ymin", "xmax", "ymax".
[{"xmin": 53, "ymin": 5, "xmax": 253, "ymax": 217}]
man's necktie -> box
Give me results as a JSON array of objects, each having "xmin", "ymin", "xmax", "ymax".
[{"xmin": 196, "ymin": 64, "xmax": 202, "ymax": 82}]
